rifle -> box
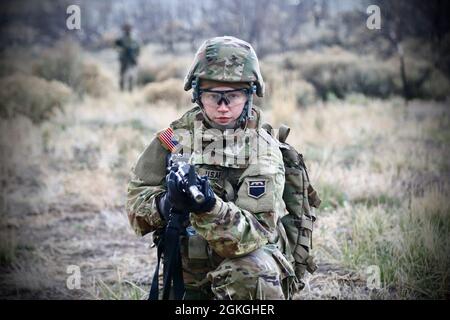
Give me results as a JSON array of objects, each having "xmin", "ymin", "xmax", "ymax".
[
  {"xmin": 149, "ymin": 153, "xmax": 204, "ymax": 300},
  {"xmin": 168, "ymin": 154, "xmax": 205, "ymax": 205}
]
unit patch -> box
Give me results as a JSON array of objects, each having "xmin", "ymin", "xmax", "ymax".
[{"xmin": 247, "ymin": 180, "xmax": 266, "ymax": 199}]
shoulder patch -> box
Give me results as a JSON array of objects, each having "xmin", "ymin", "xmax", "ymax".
[
  {"xmin": 158, "ymin": 127, "xmax": 179, "ymax": 152},
  {"xmin": 247, "ymin": 179, "xmax": 266, "ymax": 199}
]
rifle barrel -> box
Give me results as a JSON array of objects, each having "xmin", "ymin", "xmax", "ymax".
[{"xmin": 189, "ymin": 185, "xmax": 205, "ymax": 204}]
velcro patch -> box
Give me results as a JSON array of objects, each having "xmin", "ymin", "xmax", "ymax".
[
  {"xmin": 247, "ymin": 180, "xmax": 266, "ymax": 199},
  {"xmin": 158, "ymin": 127, "xmax": 179, "ymax": 153}
]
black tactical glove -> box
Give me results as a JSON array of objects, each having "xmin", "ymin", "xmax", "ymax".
[
  {"xmin": 156, "ymin": 192, "xmax": 172, "ymax": 221},
  {"xmin": 188, "ymin": 176, "xmax": 216, "ymax": 214},
  {"xmin": 165, "ymin": 170, "xmax": 190, "ymax": 211},
  {"xmin": 165, "ymin": 170, "xmax": 216, "ymax": 214}
]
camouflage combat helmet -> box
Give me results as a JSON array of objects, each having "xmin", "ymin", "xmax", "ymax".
[
  {"xmin": 184, "ymin": 36, "xmax": 265, "ymax": 130},
  {"xmin": 184, "ymin": 36, "xmax": 264, "ymax": 97}
]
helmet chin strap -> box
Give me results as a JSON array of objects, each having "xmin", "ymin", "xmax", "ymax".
[
  {"xmin": 236, "ymin": 83, "xmax": 256, "ymax": 128},
  {"xmin": 193, "ymin": 79, "xmax": 256, "ymax": 131}
]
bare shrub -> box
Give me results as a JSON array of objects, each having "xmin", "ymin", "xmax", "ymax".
[
  {"xmin": 282, "ymin": 46, "xmax": 450, "ymax": 101},
  {"xmin": 32, "ymin": 40, "xmax": 84, "ymax": 90},
  {"xmin": 32, "ymin": 40, "xmax": 112, "ymax": 97},
  {"xmin": 285, "ymin": 47, "xmax": 398, "ymax": 100},
  {"xmin": 137, "ymin": 53, "xmax": 191, "ymax": 84},
  {"xmin": 0, "ymin": 75, "xmax": 72, "ymax": 124},
  {"xmin": 293, "ymin": 79, "xmax": 318, "ymax": 108},
  {"xmin": 137, "ymin": 64, "xmax": 157, "ymax": 86},
  {"xmin": 154, "ymin": 58, "xmax": 190, "ymax": 81},
  {"xmin": 143, "ymin": 78, "xmax": 191, "ymax": 108},
  {"xmin": 0, "ymin": 48, "xmax": 34, "ymax": 77},
  {"xmin": 78, "ymin": 62, "xmax": 114, "ymax": 98}
]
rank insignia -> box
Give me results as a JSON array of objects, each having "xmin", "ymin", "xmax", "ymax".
[{"xmin": 247, "ymin": 180, "xmax": 266, "ymax": 199}]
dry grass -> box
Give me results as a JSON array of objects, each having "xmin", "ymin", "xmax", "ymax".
[
  {"xmin": 267, "ymin": 97, "xmax": 450, "ymax": 299},
  {"xmin": 1, "ymin": 43, "xmax": 449, "ymax": 300},
  {"xmin": 0, "ymin": 229, "xmax": 18, "ymax": 267},
  {"xmin": 32, "ymin": 40, "xmax": 114, "ymax": 97},
  {"xmin": 136, "ymin": 45, "xmax": 192, "ymax": 86},
  {"xmin": 143, "ymin": 78, "xmax": 192, "ymax": 108},
  {"xmin": 270, "ymin": 46, "xmax": 450, "ymax": 101},
  {"xmin": 88, "ymin": 270, "xmax": 148, "ymax": 300},
  {"xmin": 0, "ymin": 75, "xmax": 72, "ymax": 124}
]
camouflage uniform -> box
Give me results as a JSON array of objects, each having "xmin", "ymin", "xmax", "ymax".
[
  {"xmin": 126, "ymin": 36, "xmax": 296, "ymax": 300},
  {"xmin": 115, "ymin": 24, "xmax": 140, "ymax": 92}
]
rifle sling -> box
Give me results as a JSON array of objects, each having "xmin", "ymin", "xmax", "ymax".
[{"xmin": 149, "ymin": 210, "xmax": 188, "ymax": 300}]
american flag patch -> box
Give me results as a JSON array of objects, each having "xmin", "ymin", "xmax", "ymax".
[{"xmin": 158, "ymin": 127, "xmax": 179, "ymax": 152}]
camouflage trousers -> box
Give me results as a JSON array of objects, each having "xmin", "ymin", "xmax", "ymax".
[
  {"xmin": 180, "ymin": 244, "xmax": 295, "ymax": 300},
  {"xmin": 119, "ymin": 63, "xmax": 137, "ymax": 92}
]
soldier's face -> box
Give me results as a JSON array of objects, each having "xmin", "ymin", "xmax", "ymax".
[{"xmin": 201, "ymin": 86, "xmax": 247, "ymax": 126}]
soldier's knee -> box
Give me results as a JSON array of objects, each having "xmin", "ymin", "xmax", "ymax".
[{"xmin": 207, "ymin": 248, "xmax": 285, "ymax": 300}]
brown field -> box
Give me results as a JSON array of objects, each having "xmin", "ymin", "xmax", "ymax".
[{"xmin": 0, "ymin": 42, "xmax": 449, "ymax": 299}]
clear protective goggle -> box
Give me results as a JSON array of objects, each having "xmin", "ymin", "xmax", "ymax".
[{"xmin": 199, "ymin": 88, "xmax": 249, "ymax": 107}]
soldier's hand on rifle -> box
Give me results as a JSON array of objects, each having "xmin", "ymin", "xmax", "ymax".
[
  {"xmin": 156, "ymin": 192, "xmax": 176, "ymax": 221},
  {"xmin": 156, "ymin": 170, "xmax": 189, "ymax": 220},
  {"xmin": 155, "ymin": 165, "xmax": 188, "ymax": 220},
  {"xmin": 165, "ymin": 169, "xmax": 189, "ymax": 210},
  {"xmin": 164, "ymin": 166, "xmax": 216, "ymax": 214},
  {"xmin": 188, "ymin": 176, "xmax": 216, "ymax": 214}
]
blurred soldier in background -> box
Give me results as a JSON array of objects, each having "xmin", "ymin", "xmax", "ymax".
[{"xmin": 115, "ymin": 23, "xmax": 140, "ymax": 92}]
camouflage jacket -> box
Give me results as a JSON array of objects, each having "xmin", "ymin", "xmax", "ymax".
[
  {"xmin": 126, "ymin": 105, "xmax": 288, "ymax": 259},
  {"xmin": 115, "ymin": 35, "xmax": 140, "ymax": 65}
]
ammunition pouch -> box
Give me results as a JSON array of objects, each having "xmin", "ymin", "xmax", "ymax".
[
  {"xmin": 281, "ymin": 214, "xmax": 317, "ymax": 281},
  {"xmin": 188, "ymin": 233, "xmax": 209, "ymax": 260},
  {"xmin": 181, "ymin": 228, "xmax": 218, "ymax": 271}
]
